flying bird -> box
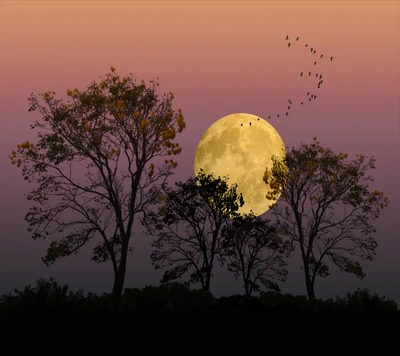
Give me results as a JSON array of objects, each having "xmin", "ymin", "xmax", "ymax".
[
  {"xmin": 249, "ymin": 122, "xmax": 252, "ymax": 126},
  {"xmin": 241, "ymin": 123, "xmax": 243, "ymax": 126},
  {"xmin": 286, "ymin": 35, "xmax": 289, "ymax": 40},
  {"xmin": 309, "ymin": 98, "xmax": 312, "ymax": 101},
  {"xmin": 311, "ymin": 48, "xmax": 314, "ymax": 52},
  {"xmin": 300, "ymin": 72, "xmax": 303, "ymax": 76},
  {"xmin": 296, "ymin": 37, "xmax": 299, "ymax": 41},
  {"xmin": 305, "ymin": 44, "xmax": 309, "ymax": 47},
  {"xmin": 288, "ymin": 43, "xmax": 291, "ymax": 47},
  {"xmin": 330, "ymin": 56, "xmax": 334, "ymax": 61},
  {"xmin": 257, "ymin": 118, "xmax": 260, "ymax": 121},
  {"xmin": 313, "ymin": 50, "xmax": 316, "ymax": 54},
  {"xmin": 316, "ymin": 73, "xmax": 319, "ymax": 78},
  {"xmin": 285, "ymin": 112, "xmax": 289, "ymax": 116},
  {"xmin": 301, "ymin": 102, "xmax": 304, "ymax": 105},
  {"xmin": 308, "ymin": 72, "xmax": 312, "ymax": 76},
  {"xmin": 288, "ymin": 106, "xmax": 291, "ymax": 110},
  {"xmin": 307, "ymin": 92, "xmax": 310, "ymax": 96},
  {"xmin": 314, "ymin": 95, "xmax": 317, "ymax": 99},
  {"xmin": 320, "ymin": 54, "xmax": 323, "ymax": 58},
  {"xmin": 268, "ymin": 116, "xmax": 271, "ymax": 119},
  {"xmin": 314, "ymin": 62, "xmax": 317, "ymax": 65},
  {"xmin": 319, "ymin": 74, "xmax": 322, "ymax": 79},
  {"xmin": 277, "ymin": 114, "xmax": 280, "ymax": 118},
  {"xmin": 288, "ymin": 99, "xmax": 291, "ymax": 103}
]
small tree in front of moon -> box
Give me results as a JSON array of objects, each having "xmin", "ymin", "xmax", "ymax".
[
  {"xmin": 142, "ymin": 169, "xmax": 244, "ymax": 291},
  {"xmin": 263, "ymin": 137, "xmax": 390, "ymax": 308},
  {"xmin": 220, "ymin": 213, "xmax": 290, "ymax": 297}
]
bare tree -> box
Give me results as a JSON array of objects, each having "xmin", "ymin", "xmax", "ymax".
[
  {"xmin": 220, "ymin": 213, "xmax": 290, "ymax": 297},
  {"xmin": 9, "ymin": 66, "xmax": 186, "ymax": 302},
  {"xmin": 263, "ymin": 137, "xmax": 390, "ymax": 308},
  {"xmin": 143, "ymin": 169, "xmax": 244, "ymax": 291}
]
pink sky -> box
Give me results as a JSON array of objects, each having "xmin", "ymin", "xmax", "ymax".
[{"xmin": 0, "ymin": 1, "xmax": 399, "ymax": 303}]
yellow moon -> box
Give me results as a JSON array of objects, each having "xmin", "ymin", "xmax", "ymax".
[{"xmin": 194, "ymin": 113, "xmax": 286, "ymax": 217}]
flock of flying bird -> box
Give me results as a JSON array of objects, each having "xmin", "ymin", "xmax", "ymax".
[{"xmin": 240, "ymin": 35, "xmax": 335, "ymax": 127}]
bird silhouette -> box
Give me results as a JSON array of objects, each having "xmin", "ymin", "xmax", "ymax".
[
  {"xmin": 305, "ymin": 44, "xmax": 309, "ymax": 47},
  {"xmin": 309, "ymin": 98, "xmax": 312, "ymax": 101},
  {"xmin": 296, "ymin": 37, "xmax": 299, "ymax": 41},
  {"xmin": 288, "ymin": 99, "xmax": 291, "ymax": 103},
  {"xmin": 241, "ymin": 123, "xmax": 243, "ymax": 126},
  {"xmin": 313, "ymin": 50, "xmax": 316, "ymax": 54},
  {"xmin": 316, "ymin": 73, "xmax": 319, "ymax": 78},
  {"xmin": 285, "ymin": 112, "xmax": 289, "ymax": 116},
  {"xmin": 311, "ymin": 95, "xmax": 314, "ymax": 99},
  {"xmin": 301, "ymin": 102, "xmax": 304, "ymax": 105},
  {"xmin": 286, "ymin": 35, "xmax": 289, "ymax": 40},
  {"xmin": 288, "ymin": 43, "xmax": 291, "ymax": 47},
  {"xmin": 277, "ymin": 114, "xmax": 280, "ymax": 118},
  {"xmin": 314, "ymin": 95, "xmax": 317, "ymax": 99},
  {"xmin": 249, "ymin": 122, "xmax": 252, "ymax": 126},
  {"xmin": 314, "ymin": 62, "xmax": 317, "ymax": 65},
  {"xmin": 257, "ymin": 118, "xmax": 260, "ymax": 121},
  {"xmin": 288, "ymin": 106, "xmax": 291, "ymax": 110},
  {"xmin": 268, "ymin": 116, "xmax": 271, "ymax": 119},
  {"xmin": 300, "ymin": 72, "xmax": 303, "ymax": 76},
  {"xmin": 319, "ymin": 74, "xmax": 323, "ymax": 79},
  {"xmin": 307, "ymin": 92, "xmax": 310, "ymax": 96},
  {"xmin": 330, "ymin": 56, "xmax": 334, "ymax": 61},
  {"xmin": 311, "ymin": 48, "xmax": 314, "ymax": 52},
  {"xmin": 320, "ymin": 54, "xmax": 323, "ymax": 58},
  {"xmin": 308, "ymin": 72, "xmax": 312, "ymax": 76}
]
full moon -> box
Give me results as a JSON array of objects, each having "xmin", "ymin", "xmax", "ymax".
[{"xmin": 194, "ymin": 113, "xmax": 286, "ymax": 217}]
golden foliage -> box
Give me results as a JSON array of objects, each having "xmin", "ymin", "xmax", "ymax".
[{"xmin": 149, "ymin": 163, "xmax": 155, "ymax": 178}]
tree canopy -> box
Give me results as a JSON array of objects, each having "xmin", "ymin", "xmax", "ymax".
[
  {"xmin": 9, "ymin": 66, "xmax": 186, "ymax": 300},
  {"xmin": 220, "ymin": 213, "xmax": 290, "ymax": 297},
  {"xmin": 143, "ymin": 169, "xmax": 244, "ymax": 291},
  {"xmin": 263, "ymin": 137, "xmax": 390, "ymax": 306}
]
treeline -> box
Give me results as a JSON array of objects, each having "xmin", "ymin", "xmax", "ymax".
[
  {"xmin": 8, "ymin": 68, "xmax": 392, "ymax": 308},
  {"xmin": 0, "ymin": 278, "xmax": 397, "ymax": 311}
]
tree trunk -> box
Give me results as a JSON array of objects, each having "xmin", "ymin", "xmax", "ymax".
[
  {"xmin": 204, "ymin": 270, "xmax": 211, "ymax": 291},
  {"xmin": 304, "ymin": 265, "xmax": 316, "ymax": 310},
  {"xmin": 110, "ymin": 238, "xmax": 129, "ymax": 307},
  {"xmin": 111, "ymin": 265, "xmax": 126, "ymax": 303}
]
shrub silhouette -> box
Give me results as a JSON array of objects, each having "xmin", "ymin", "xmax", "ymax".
[
  {"xmin": 324, "ymin": 288, "xmax": 398, "ymax": 311},
  {"xmin": 0, "ymin": 277, "xmax": 85, "ymax": 310},
  {"xmin": 122, "ymin": 282, "xmax": 215, "ymax": 311}
]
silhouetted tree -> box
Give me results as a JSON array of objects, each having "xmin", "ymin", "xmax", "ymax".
[
  {"xmin": 8, "ymin": 66, "xmax": 186, "ymax": 303},
  {"xmin": 143, "ymin": 169, "xmax": 244, "ymax": 291},
  {"xmin": 220, "ymin": 213, "xmax": 290, "ymax": 297},
  {"xmin": 263, "ymin": 137, "xmax": 390, "ymax": 308}
]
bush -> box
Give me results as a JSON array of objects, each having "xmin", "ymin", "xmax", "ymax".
[
  {"xmin": 0, "ymin": 277, "xmax": 85, "ymax": 310},
  {"xmin": 326, "ymin": 288, "xmax": 398, "ymax": 311},
  {"xmin": 122, "ymin": 282, "xmax": 215, "ymax": 311}
]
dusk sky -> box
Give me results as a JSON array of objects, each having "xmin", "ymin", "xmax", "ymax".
[{"xmin": 1, "ymin": 1, "xmax": 399, "ymax": 304}]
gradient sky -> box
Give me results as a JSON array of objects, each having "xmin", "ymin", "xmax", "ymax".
[{"xmin": 1, "ymin": 1, "xmax": 399, "ymax": 304}]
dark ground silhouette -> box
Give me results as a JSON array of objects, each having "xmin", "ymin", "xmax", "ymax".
[{"xmin": 0, "ymin": 277, "xmax": 397, "ymax": 311}]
